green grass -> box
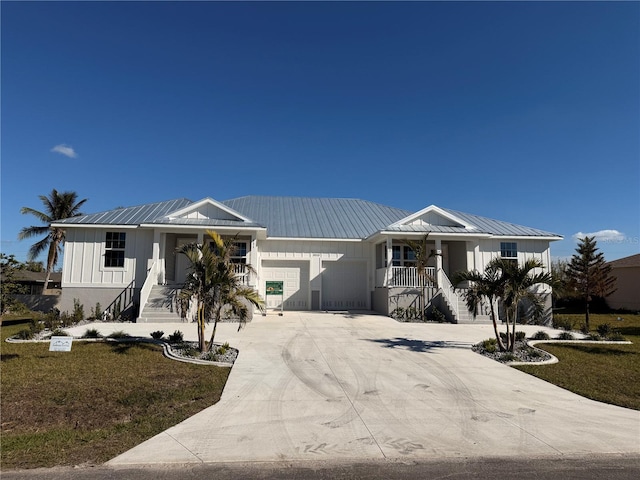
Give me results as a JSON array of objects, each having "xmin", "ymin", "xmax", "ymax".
[
  {"xmin": 516, "ymin": 313, "xmax": 640, "ymax": 410},
  {"xmin": 0, "ymin": 321, "xmax": 230, "ymax": 469}
]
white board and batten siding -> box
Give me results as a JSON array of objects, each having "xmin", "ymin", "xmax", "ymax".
[
  {"xmin": 258, "ymin": 239, "xmax": 372, "ymax": 311},
  {"xmin": 61, "ymin": 228, "xmax": 152, "ymax": 287}
]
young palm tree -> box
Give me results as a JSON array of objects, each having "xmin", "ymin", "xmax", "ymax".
[
  {"xmin": 403, "ymin": 234, "xmax": 437, "ymax": 321},
  {"xmin": 495, "ymin": 257, "xmax": 554, "ymax": 351},
  {"xmin": 454, "ymin": 263, "xmax": 507, "ymax": 351},
  {"xmin": 18, "ymin": 189, "xmax": 87, "ymax": 290},
  {"xmin": 178, "ymin": 230, "xmax": 264, "ymax": 353}
]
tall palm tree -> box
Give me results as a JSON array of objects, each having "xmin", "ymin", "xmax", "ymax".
[
  {"xmin": 403, "ymin": 234, "xmax": 437, "ymax": 321},
  {"xmin": 18, "ymin": 189, "xmax": 87, "ymax": 290},
  {"xmin": 454, "ymin": 262, "xmax": 507, "ymax": 351},
  {"xmin": 178, "ymin": 230, "xmax": 264, "ymax": 353}
]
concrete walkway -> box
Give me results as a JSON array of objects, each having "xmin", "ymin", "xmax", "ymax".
[{"xmin": 69, "ymin": 313, "xmax": 639, "ymax": 465}]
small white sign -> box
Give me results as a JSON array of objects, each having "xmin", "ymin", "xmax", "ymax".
[{"xmin": 49, "ymin": 336, "xmax": 73, "ymax": 352}]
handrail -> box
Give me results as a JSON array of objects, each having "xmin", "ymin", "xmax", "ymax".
[
  {"xmin": 103, "ymin": 278, "xmax": 137, "ymax": 321},
  {"xmin": 439, "ymin": 269, "xmax": 459, "ymax": 320},
  {"xmin": 137, "ymin": 261, "xmax": 158, "ymax": 319}
]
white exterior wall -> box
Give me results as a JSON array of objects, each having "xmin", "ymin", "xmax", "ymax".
[
  {"xmin": 61, "ymin": 227, "xmax": 153, "ymax": 288},
  {"xmin": 257, "ymin": 239, "xmax": 373, "ymax": 309}
]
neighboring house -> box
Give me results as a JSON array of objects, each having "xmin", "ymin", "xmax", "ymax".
[
  {"xmin": 52, "ymin": 196, "xmax": 562, "ymax": 323},
  {"xmin": 606, "ymin": 253, "xmax": 640, "ymax": 312},
  {"xmin": 0, "ymin": 270, "xmax": 62, "ymax": 312}
]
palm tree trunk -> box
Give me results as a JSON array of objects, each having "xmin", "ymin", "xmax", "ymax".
[
  {"xmin": 198, "ymin": 304, "xmax": 206, "ymax": 353},
  {"xmin": 208, "ymin": 306, "xmax": 223, "ymax": 351},
  {"xmin": 44, "ymin": 269, "xmax": 52, "ymax": 292},
  {"xmin": 490, "ymin": 300, "xmax": 506, "ymax": 351}
]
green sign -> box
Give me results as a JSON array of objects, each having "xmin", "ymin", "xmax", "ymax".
[{"xmin": 266, "ymin": 281, "xmax": 283, "ymax": 296}]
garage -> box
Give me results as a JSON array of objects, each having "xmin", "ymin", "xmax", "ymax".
[
  {"xmin": 261, "ymin": 260, "xmax": 310, "ymax": 310},
  {"xmin": 321, "ymin": 261, "xmax": 368, "ymax": 310}
]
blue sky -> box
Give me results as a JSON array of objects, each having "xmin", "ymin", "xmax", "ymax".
[{"xmin": 2, "ymin": 1, "xmax": 638, "ymax": 264}]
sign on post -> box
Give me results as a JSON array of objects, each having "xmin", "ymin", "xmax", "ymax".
[
  {"xmin": 49, "ymin": 336, "xmax": 73, "ymax": 352},
  {"xmin": 265, "ymin": 281, "xmax": 284, "ymax": 316}
]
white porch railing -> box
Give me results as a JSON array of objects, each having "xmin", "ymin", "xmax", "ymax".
[
  {"xmin": 233, "ymin": 263, "xmax": 249, "ymax": 284},
  {"xmin": 376, "ymin": 266, "xmax": 436, "ymax": 288},
  {"xmin": 439, "ymin": 269, "xmax": 459, "ymax": 320},
  {"xmin": 138, "ymin": 261, "xmax": 159, "ymax": 318}
]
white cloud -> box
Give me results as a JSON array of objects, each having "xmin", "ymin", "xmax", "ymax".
[
  {"xmin": 572, "ymin": 229, "xmax": 626, "ymax": 243},
  {"xmin": 50, "ymin": 144, "xmax": 78, "ymax": 158}
]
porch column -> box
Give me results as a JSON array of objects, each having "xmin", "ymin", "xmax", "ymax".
[
  {"xmin": 435, "ymin": 238, "xmax": 443, "ymax": 287},
  {"xmin": 158, "ymin": 232, "xmax": 166, "ymax": 284},
  {"xmin": 197, "ymin": 232, "xmax": 204, "ymax": 244},
  {"xmin": 152, "ymin": 230, "xmax": 161, "ymax": 285},
  {"xmin": 250, "ymin": 233, "xmax": 258, "ymax": 287},
  {"xmin": 386, "ymin": 237, "xmax": 393, "ymax": 287}
]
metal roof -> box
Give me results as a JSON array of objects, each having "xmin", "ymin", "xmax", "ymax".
[
  {"xmin": 55, "ymin": 195, "xmax": 561, "ymax": 239},
  {"xmin": 55, "ymin": 198, "xmax": 194, "ymax": 225},
  {"xmin": 223, "ymin": 196, "xmax": 410, "ymax": 239}
]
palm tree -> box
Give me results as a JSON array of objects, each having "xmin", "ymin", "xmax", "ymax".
[
  {"xmin": 454, "ymin": 257, "xmax": 553, "ymax": 352},
  {"xmin": 454, "ymin": 262, "xmax": 507, "ymax": 351},
  {"xmin": 403, "ymin": 235, "xmax": 437, "ymax": 321},
  {"xmin": 18, "ymin": 189, "xmax": 87, "ymax": 290},
  {"xmin": 178, "ymin": 230, "xmax": 264, "ymax": 353},
  {"xmin": 495, "ymin": 257, "xmax": 553, "ymax": 351}
]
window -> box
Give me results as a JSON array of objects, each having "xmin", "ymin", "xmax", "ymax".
[
  {"xmin": 500, "ymin": 242, "xmax": 518, "ymax": 262},
  {"xmin": 231, "ymin": 242, "xmax": 247, "ymax": 264},
  {"xmin": 385, "ymin": 245, "xmax": 417, "ymax": 267},
  {"xmin": 105, "ymin": 232, "xmax": 126, "ymax": 267}
]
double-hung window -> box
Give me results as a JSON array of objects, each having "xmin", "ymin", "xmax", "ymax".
[
  {"xmin": 500, "ymin": 242, "xmax": 518, "ymax": 263},
  {"xmin": 104, "ymin": 232, "xmax": 126, "ymax": 268}
]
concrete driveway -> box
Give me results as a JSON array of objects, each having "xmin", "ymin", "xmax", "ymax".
[{"xmin": 98, "ymin": 312, "xmax": 639, "ymax": 465}]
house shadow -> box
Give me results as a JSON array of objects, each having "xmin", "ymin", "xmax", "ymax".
[{"xmin": 366, "ymin": 337, "xmax": 473, "ymax": 353}]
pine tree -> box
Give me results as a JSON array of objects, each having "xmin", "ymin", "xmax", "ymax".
[{"xmin": 566, "ymin": 236, "xmax": 616, "ymax": 331}]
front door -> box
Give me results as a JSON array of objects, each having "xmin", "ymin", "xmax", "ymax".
[{"xmin": 174, "ymin": 238, "xmax": 193, "ymax": 285}]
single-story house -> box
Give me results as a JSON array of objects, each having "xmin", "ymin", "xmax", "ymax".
[
  {"xmin": 606, "ymin": 253, "xmax": 640, "ymax": 312},
  {"xmin": 52, "ymin": 196, "xmax": 562, "ymax": 323}
]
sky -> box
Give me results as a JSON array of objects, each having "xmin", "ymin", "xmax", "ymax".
[{"xmin": 1, "ymin": 1, "xmax": 639, "ymax": 265}]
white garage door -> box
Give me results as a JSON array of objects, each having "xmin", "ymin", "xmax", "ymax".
[
  {"xmin": 322, "ymin": 261, "xmax": 368, "ymax": 310},
  {"xmin": 262, "ymin": 260, "xmax": 310, "ymax": 310}
]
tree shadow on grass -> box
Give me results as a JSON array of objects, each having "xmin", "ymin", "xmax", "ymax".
[
  {"xmin": 1, "ymin": 353, "xmax": 19, "ymax": 361},
  {"xmin": 366, "ymin": 337, "xmax": 473, "ymax": 353},
  {"xmin": 109, "ymin": 341, "xmax": 159, "ymax": 355},
  {"xmin": 558, "ymin": 344, "xmax": 635, "ymax": 356}
]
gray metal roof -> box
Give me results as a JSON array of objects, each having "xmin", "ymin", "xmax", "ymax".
[
  {"xmin": 443, "ymin": 208, "xmax": 560, "ymax": 237},
  {"xmin": 55, "ymin": 198, "xmax": 194, "ymax": 225},
  {"xmin": 55, "ymin": 195, "xmax": 560, "ymax": 239},
  {"xmin": 223, "ymin": 196, "xmax": 410, "ymax": 239}
]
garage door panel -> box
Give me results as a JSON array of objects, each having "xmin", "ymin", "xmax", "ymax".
[
  {"xmin": 322, "ymin": 261, "xmax": 368, "ymax": 310},
  {"xmin": 262, "ymin": 261, "xmax": 310, "ymax": 311}
]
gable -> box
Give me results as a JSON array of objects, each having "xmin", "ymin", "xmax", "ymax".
[
  {"xmin": 166, "ymin": 198, "xmax": 252, "ymax": 223},
  {"xmin": 390, "ymin": 205, "xmax": 473, "ymax": 230}
]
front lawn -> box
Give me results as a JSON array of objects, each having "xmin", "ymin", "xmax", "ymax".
[
  {"xmin": 515, "ymin": 313, "xmax": 640, "ymax": 410},
  {"xmin": 0, "ymin": 322, "xmax": 230, "ymax": 469}
]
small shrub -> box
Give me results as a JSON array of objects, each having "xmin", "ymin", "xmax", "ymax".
[
  {"xmin": 51, "ymin": 328, "xmax": 69, "ymax": 336},
  {"xmin": 16, "ymin": 328, "xmax": 34, "ymax": 340},
  {"xmin": 44, "ymin": 308, "xmax": 61, "ymax": 330},
  {"xmin": 553, "ymin": 315, "xmax": 573, "ymax": 331},
  {"xmin": 59, "ymin": 311, "xmax": 74, "ymax": 327},
  {"xmin": 107, "ymin": 330, "xmax": 130, "ymax": 339},
  {"xmin": 405, "ymin": 306, "xmax": 419, "ymax": 320},
  {"xmin": 73, "ymin": 298, "xmax": 85, "ymax": 323},
  {"xmin": 390, "ymin": 307, "xmax": 405, "ymax": 321},
  {"xmin": 150, "ymin": 330, "xmax": 164, "ymax": 340},
  {"xmin": 82, "ymin": 328, "xmax": 102, "ymax": 339},
  {"xmin": 515, "ymin": 331, "xmax": 526, "ymax": 342},
  {"xmin": 168, "ymin": 330, "xmax": 184, "ymax": 343},
  {"xmin": 532, "ymin": 330, "xmax": 550, "ymax": 340},
  {"xmin": 216, "ymin": 345, "xmax": 228, "ymax": 355},
  {"xmin": 526, "ymin": 347, "xmax": 543, "ymax": 358},
  {"xmin": 501, "ymin": 352, "xmax": 517, "ymax": 362},
  {"xmin": 596, "ymin": 323, "xmax": 612, "ymax": 337},
  {"xmin": 90, "ymin": 302, "xmax": 102, "ymax": 320},
  {"xmin": 607, "ymin": 332, "xmax": 626, "ymax": 342},
  {"xmin": 181, "ymin": 346, "xmax": 200, "ymax": 357},
  {"xmin": 29, "ymin": 318, "xmax": 44, "ymax": 335},
  {"xmin": 480, "ymin": 338, "xmax": 498, "ymax": 353},
  {"xmin": 430, "ymin": 306, "xmax": 447, "ymax": 323},
  {"xmin": 556, "ymin": 331, "xmax": 574, "ymax": 340},
  {"xmin": 587, "ymin": 333, "xmax": 602, "ymax": 341}
]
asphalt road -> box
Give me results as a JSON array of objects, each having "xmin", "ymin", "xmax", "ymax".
[{"xmin": 3, "ymin": 455, "xmax": 640, "ymax": 480}]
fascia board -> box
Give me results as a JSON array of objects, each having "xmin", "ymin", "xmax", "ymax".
[
  {"xmin": 265, "ymin": 236, "xmax": 363, "ymax": 242},
  {"xmin": 139, "ymin": 224, "xmax": 267, "ymax": 233},
  {"xmin": 488, "ymin": 235, "xmax": 563, "ymax": 241},
  {"xmin": 376, "ymin": 231, "xmax": 492, "ymax": 239},
  {"xmin": 50, "ymin": 223, "xmax": 139, "ymax": 229}
]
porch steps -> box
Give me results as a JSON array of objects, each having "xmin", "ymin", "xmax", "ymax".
[
  {"xmin": 137, "ymin": 285, "xmax": 184, "ymax": 323},
  {"xmin": 454, "ymin": 296, "xmax": 492, "ymax": 324}
]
